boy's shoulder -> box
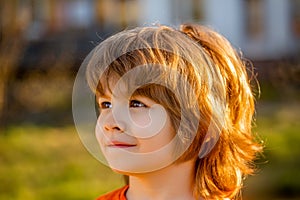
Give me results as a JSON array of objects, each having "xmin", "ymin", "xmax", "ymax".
[{"xmin": 96, "ymin": 185, "xmax": 129, "ymax": 200}]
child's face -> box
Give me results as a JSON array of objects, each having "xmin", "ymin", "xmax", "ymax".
[{"xmin": 95, "ymin": 80, "xmax": 177, "ymax": 173}]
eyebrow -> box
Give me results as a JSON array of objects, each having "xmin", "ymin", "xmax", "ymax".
[
  {"xmin": 97, "ymin": 92, "xmax": 149, "ymax": 101},
  {"xmin": 96, "ymin": 91, "xmax": 111, "ymax": 99},
  {"xmin": 99, "ymin": 94, "xmax": 111, "ymax": 99}
]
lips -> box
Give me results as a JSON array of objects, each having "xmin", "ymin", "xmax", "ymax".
[{"xmin": 108, "ymin": 141, "xmax": 137, "ymax": 148}]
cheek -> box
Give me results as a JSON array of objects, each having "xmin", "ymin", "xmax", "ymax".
[
  {"xmin": 138, "ymin": 116, "xmax": 176, "ymax": 152},
  {"xmin": 95, "ymin": 116, "xmax": 106, "ymax": 147},
  {"xmin": 130, "ymin": 109, "xmax": 151, "ymax": 127},
  {"xmin": 128, "ymin": 105, "xmax": 168, "ymax": 139}
]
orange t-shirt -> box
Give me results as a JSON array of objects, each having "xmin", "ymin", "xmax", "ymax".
[{"xmin": 96, "ymin": 185, "xmax": 129, "ymax": 200}]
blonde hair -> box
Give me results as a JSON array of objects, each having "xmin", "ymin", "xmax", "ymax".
[{"xmin": 86, "ymin": 23, "xmax": 262, "ymax": 199}]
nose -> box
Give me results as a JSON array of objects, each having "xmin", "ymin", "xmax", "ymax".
[{"xmin": 102, "ymin": 112, "xmax": 125, "ymax": 133}]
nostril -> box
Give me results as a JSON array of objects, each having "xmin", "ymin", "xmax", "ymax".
[
  {"xmin": 104, "ymin": 124, "xmax": 123, "ymax": 132},
  {"xmin": 102, "ymin": 113, "xmax": 126, "ymax": 133},
  {"xmin": 114, "ymin": 126, "xmax": 121, "ymax": 131}
]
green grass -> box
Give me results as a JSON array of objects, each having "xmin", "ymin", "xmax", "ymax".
[
  {"xmin": 0, "ymin": 101, "xmax": 299, "ymax": 199},
  {"xmin": 243, "ymin": 102, "xmax": 300, "ymax": 200},
  {"xmin": 0, "ymin": 125, "xmax": 124, "ymax": 200}
]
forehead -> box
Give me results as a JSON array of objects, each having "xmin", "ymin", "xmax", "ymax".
[
  {"xmin": 97, "ymin": 70, "xmax": 148, "ymax": 100},
  {"xmin": 97, "ymin": 72, "xmax": 121, "ymax": 97}
]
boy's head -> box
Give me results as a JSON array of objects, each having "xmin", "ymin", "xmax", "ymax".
[
  {"xmin": 87, "ymin": 25, "xmax": 226, "ymax": 164},
  {"xmin": 83, "ymin": 24, "xmax": 262, "ymax": 199}
]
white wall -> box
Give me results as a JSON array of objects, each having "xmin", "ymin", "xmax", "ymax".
[
  {"xmin": 137, "ymin": 0, "xmax": 173, "ymax": 26},
  {"xmin": 265, "ymin": 0, "xmax": 293, "ymax": 58},
  {"xmin": 203, "ymin": 0, "xmax": 244, "ymax": 48},
  {"xmin": 135, "ymin": 0, "xmax": 297, "ymax": 59}
]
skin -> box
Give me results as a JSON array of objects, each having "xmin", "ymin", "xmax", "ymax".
[
  {"xmin": 95, "ymin": 81, "xmax": 197, "ymax": 200},
  {"xmin": 126, "ymin": 160, "xmax": 196, "ymax": 200}
]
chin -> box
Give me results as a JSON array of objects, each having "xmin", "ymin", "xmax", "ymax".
[{"xmin": 107, "ymin": 159, "xmax": 152, "ymax": 174}]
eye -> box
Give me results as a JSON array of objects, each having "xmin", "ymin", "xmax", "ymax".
[
  {"xmin": 100, "ymin": 101, "xmax": 112, "ymax": 109},
  {"xmin": 130, "ymin": 100, "xmax": 147, "ymax": 108}
]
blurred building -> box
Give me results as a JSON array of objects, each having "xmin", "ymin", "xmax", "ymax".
[
  {"xmin": 9, "ymin": 0, "xmax": 300, "ymax": 61},
  {"xmin": 138, "ymin": 0, "xmax": 300, "ymax": 60}
]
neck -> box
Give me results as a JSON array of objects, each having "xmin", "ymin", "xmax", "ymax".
[{"xmin": 126, "ymin": 160, "xmax": 196, "ymax": 200}]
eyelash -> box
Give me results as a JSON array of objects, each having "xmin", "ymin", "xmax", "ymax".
[
  {"xmin": 99, "ymin": 102, "xmax": 112, "ymax": 109},
  {"xmin": 99, "ymin": 100, "xmax": 147, "ymax": 109},
  {"xmin": 130, "ymin": 100, "xmax": 147, "ymax": 108}
]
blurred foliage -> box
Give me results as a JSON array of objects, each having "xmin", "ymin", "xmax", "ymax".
[
  {"xmin": 253, "ymin": 59, "xmax": 300, "ymax": 102},
  {"xmin": 0, "ymin": 0, "xmax": 28, "ymax": 128},
  {"xmin": 8, "ymin": 66, "xmax": 75, "ymax": 126},
  {"xmin": 244, "ymin": 102, "xmax": 300, "ymax": 200}
]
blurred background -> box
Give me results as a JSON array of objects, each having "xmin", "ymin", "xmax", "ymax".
[{"xmin": 0, "ymin": 0, "xmax": 299, "ymax": 199}]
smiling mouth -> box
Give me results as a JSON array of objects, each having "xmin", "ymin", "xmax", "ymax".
[{"xmin": 108, "ymin": 142, "xmax": 137, "ymax": 148}]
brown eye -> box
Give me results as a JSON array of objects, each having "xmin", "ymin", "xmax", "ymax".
[
  {"xmin": 130, "ymin": 100, "xmax": 147, "ymax": 108},
  {"xmin": 100, "ymin": 102, "xmax": 112, "ymax": 109}
]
